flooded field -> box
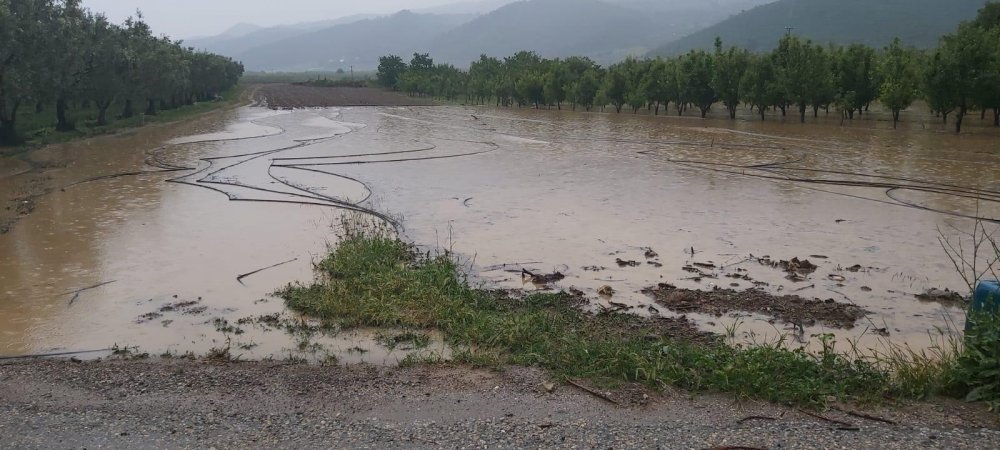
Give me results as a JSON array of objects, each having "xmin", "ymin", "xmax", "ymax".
[{"xmin": 2, "ymin": 88, "xmax": 999, "ymax": 361}]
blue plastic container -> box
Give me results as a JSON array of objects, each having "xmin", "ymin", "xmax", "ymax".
[{"xmin": 967, "ymin": 280, "xmax": 1000, "ymax": 331}]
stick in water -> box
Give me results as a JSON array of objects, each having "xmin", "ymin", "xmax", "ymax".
[
  {"xmin": 237, "ymin": 258, "xmax": 298, "ymax": 285},
  {"xmin": 64, "ymin": 280, "xmax": 117, "ymax": 306}
]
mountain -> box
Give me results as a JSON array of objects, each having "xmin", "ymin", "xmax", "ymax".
[
  {"xmin": 185, "ymin": 14, "xmax": 377, "ymax": 58},
  {"xmin": 426, "ymin": 0, "xmax": 671, "ymax": 64},
  {"xmin": 415, "ymin": 0, "xmax": 519, "ymax": 15},
  {"xmin": 236, "ymin": 11, "xmax": 475, "ymax": 71},
  {"xmin": 207, "ymin": 0, "xmax": 784, "ymax": 71},
  {"xmin": 651, "ymin": 0, "xmax": 990, "ymax": 56}
]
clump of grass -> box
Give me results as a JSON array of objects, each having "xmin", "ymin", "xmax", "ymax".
[
  {"xmin": 951, "ymin": 312, "xmax": 1000, "ymax": 411},
  {"xmin": 277, "ymin": 227, "xmax": 976, "ymax": 407},
  {"xmin": 375, "ymin": 331, "xmax": 430, "ymax": 350}
]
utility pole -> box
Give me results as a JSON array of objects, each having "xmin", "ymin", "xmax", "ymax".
[
  {"xmin": 785, "ymin": 26, "xmax": 795, "ymax": 36},
  {"xmin": 350, "ymin": 66, "xmax": 354, "ymax": 81}
]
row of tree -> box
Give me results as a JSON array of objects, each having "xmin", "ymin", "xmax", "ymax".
[
  {"xmin": 0, "ymin": 0, "xmax": 245, "ymax": 145},
  {"xmin": 377, "ymin": 3, "xmax": 1000, "ymax": 133}
]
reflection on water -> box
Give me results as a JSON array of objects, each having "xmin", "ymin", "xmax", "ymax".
[{"xmin": 1, "ymin": 103, "xmax": 998, "ymax": 360}]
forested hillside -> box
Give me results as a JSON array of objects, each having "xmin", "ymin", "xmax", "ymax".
[
  {"xmin": 201, "ymin": 0, "xmax": 775, "ymax": 71},
  {"xmin": 652, "ymin": 0, "xmax": 989, "ymax": 55},
  {"xmin": 236, "ymin": 11, "xmax": 474, "ymax": 71},
  {"xmin": 184, "ymin": 15, "xmax": 378, "ymax": 59},
  {"xmin": 0, "ymin": 1, "xmax": 244, "ymax": 146},
  {"xmin": 426, "ymin": 0, "xmax": 668, "ymax": 64}
]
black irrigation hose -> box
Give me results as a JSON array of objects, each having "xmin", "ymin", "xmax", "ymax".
[
  {"xmin": 757, "ymin": 167, "xmax": 1000, "ymax": 203},
  {"xmin": 772, "ymin": 166, "xmax": 1000, "ymax": 198},
  {"xmin": 271, "ymin": 144, "xmax": 439, "ymax": 162},
  {"xmin": 269, "ymin": 164, "xmax": 374, "ymax": 205},
  {"xmin": 661, "ymin": 157, "xmax": 1000, "ymax": 223},
  {"xmin": 276, "ymin": 148, "xmax": 498, "ymax": 167},
  {"xmin": 886, "ymin": 188, "xmax": 1000, "ymax": 223}
]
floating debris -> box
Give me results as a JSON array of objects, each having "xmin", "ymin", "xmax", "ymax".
[{"xmin": 615, "ymin": 258, "xmax": 641, "ymax": 267}]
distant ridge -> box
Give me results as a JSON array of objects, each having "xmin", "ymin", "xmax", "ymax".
[{"xmin": 650, "ymin": 0, "xmax": 989, "ymax": 56}]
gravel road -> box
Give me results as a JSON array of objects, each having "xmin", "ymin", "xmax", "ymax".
[{"xmin": 1, "ymin": 359, "xmax": 998, "ymax": 449}]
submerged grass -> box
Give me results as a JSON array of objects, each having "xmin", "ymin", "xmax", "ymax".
[{"xmin": 277, "ymin": 226, "xmax": 990, "ymax": 408}]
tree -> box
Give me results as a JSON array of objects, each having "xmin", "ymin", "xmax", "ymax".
[
  {"xmin": 878, "ymin": 38, "xmax": 919, "ymax": 128},
  {"xmin": 740, "ymin": 54, "xmax": 781, "ymax": 121},
  {"xmin": 773, "ymin": 35, "xmax": 830, "ymax": 123},
  {"xmin": 678, "ymin": 50, "xmax": 716, "ymax": 118},
  {"xmin": 82, "ymin": 14, "xmax": 128, "ymax": 125},
  {"xmin": 834, "ymin": 44, "xmax": 878, "ymax": 119},
  {"xmin": 925, "ymin": 23, "xmax": 997, "ymax": 133},
  {"xmin": 641, "ymin": 59, "xmax": 670, "ymax": 115},
  {"xmin": 409, "ymin": 53, "xmax": 434, "ymax": 72},
  {"xmin": 514, "ymin": 73, "xmax": 543, "ymax": 108},
  {"xmin": 571, "ymin": 68, "xmax": 601, "ymax": 111},
  {"xmin": 603, "ymin": 63, "xmax": 628, "ymax": 113},
  {"xmin": 0, "ymin": 0, "xmax": 53, "ymax": 144},
  {"xmin": 542, "ymin": 61, "xmax": 566, "ymax": 109},
  {"xmin": 711, "ymin": 39, "xmax": 749, "ymax": 119},
  {"xmin": 376, "ymin": 55, "xmax": 406, "ymax": 90}
]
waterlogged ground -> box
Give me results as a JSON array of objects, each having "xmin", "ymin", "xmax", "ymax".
[{"xmin": 2, "ymin": 88, "xmax": 999, "ymax": 361}]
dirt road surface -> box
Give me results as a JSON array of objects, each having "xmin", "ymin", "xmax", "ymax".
[{"xmin": 1, "ymin": 360, "xmax": 998, "ymax": 449}]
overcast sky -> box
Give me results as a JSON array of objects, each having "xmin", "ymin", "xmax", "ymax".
[{"xmin": 80, "ymin": 0, "xmax": 469, "ymax": 38}]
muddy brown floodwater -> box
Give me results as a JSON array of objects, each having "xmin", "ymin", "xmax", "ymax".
[{"xmin": 2, "ymin": 88, "xmax": 999, "ymax": 361}]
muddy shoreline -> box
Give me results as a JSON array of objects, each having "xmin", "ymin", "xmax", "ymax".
[{"xmin": 1, "ymin": 359, "xmax": 997, "ymax": 448}]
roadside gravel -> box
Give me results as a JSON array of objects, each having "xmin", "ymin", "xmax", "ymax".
[{"xmin": 1, "ymin": 359, "xmax": 998, "ymax": 449}]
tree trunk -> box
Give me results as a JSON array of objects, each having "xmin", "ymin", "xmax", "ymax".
[
  {"xmin": 955, "ymin": 106, "xmax": 966, "ymax": 133},
  {"xmin": 813, "ymin": 105, "xmax": 819, "ymax": 118},
  {"xmin": 0, "ymin": 100, "xmax": 20, "ymax": 145},
  {"xmin": 994, "ymin": 108, "xmax": 999, "ymax": 127},
  {"xmin": 728, "ymin": 104, "xmax": 737, "ymax": 119},
  {"xmin": 779, "ymin": 104, "xmax": 786, "ymax": 116},
  {"xmin": 798, "ymin": 103, "xmax": 807, "ymax": 123},
  {"xmin": 35, "ymin": 102, "xmax": 44, "ymax": 113},
  {"xmin": 96, "ymin": 100, "xmax": 112, "ymax": 126},
  {"xmin": 892, "ymin": 109, "xmax": 900, "ymax": 129},
  {"xmin": 146, "ymin": 99, "xmax": 157, "ymax": 116},
  {"xmin": 654, "ymin": 102, "xmax": 660, "ymax": 116},
  {"xmin": 121, "ymin": 99, "xmax": 134, "ymax": 119},
  {"xmin": 55, "ymin": 97, "xmax": 74, "ymax": 132},
  {"xmin": 759, "ymin": 106, "xmax": 766, "ymax": 121}
]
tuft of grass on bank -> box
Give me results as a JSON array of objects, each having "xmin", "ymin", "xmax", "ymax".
[
  {"xmin": 2, "ymin": 87, "xmax": 244, "ymax": 156},
  {"xmin": 277, "ymin": 226, "xmax": 994, "ymax": 408}
]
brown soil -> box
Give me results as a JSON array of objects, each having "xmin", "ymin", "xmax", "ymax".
[
  {"xmin": 252, "ymin": 83, "xmax": 438, "ymax": 108},
  {"xmin": 642, "ymin": 283, "xmax": 868, "ymax": 329}
]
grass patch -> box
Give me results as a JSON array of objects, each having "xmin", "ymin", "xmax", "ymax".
[
  {"xmin": 1, "ymin": 87, "xmax": 244, "ymax": 156},
  {"xmin": 277, "ymin": 227, "xmax": 991, "ymax": 408},
  {"xmin": 375, "ymin": 331, "xmax": 430, "ymax": 350}
]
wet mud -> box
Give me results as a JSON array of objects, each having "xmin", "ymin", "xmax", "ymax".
[
  {"xmin": 254, "ymin": 84, "xmax": 438, "ymax": 108},
  {"xmin": 642, "ymin": 283, "xmax": 868, "ymax": 329}
]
